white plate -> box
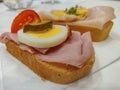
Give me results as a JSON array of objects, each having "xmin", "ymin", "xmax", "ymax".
[
  {"xmin": 0, "ymin": 1, "xmax": 120, "ymax": 90},
  {"xmin": 0, "ymin": 60, "xmax": 3, "ymax": 90}
]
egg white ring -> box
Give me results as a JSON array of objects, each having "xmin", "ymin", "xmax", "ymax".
[{"xmin": 18, "ymin": 25, "xmax": 68, "ymax": 48}]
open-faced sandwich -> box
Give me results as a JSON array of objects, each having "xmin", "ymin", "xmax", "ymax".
[
  {"xmin": 0, "ymin": 10, "xmax": 95, "ymax": 84},
  {"xmin": 39, "ymin": 5, "xmax": 115, "ymax": 42}
]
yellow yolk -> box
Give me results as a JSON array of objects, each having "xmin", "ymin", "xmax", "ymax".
[
  {"xmin": 26, "ymin": 26, "xmax": 62, "ymax": 38},
  {"xmin": 53, "ymin": 9, "xmax": 88, "ymax": 17},
  {"xmin": 53, "ymin": 10, "xmax": 66, "ymax": 16},
  {"xmin": 76, "ymin": 9, "xmax": 88, "ymax": 16}
]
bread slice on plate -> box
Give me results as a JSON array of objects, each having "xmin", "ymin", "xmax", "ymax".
[
  {"xmin": 66, "ymin": 21, "xmax": 113, "ymax": 42},
  {"xmin": 6, "ymin": 40, "xmax": 95, "ymax": 84}
]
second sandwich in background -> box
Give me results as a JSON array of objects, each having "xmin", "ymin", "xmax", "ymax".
[{"xmin": 39, "ymin": 5, "xmax": 115, "ymax": 42}]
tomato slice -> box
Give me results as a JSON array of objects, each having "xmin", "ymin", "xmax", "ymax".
[{"xmin": 11, "ymin": 10, "xmax": 41, "ymax": 33}]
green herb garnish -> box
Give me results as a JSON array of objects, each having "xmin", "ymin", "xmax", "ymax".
[{"xmin": 65, "ymin": 5, "xmax": 78, "ymax": 15}]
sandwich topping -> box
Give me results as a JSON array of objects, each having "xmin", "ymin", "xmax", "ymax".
[
  {"xmin": 53, "ymin": 5, "xmax": 88, "ymax": 20},
  {"xmin": 67, "ymin": 6, "xmax": 115, "ymax": 30},
  {"xmin": 0, "ymin": 31, "xmax": 93, "ymax": 68},
  {"xmin": 23, "ymin": 20, "xmax": 53, "ymax": 33},
  {"xmin": 18, "ymin": 24, "xmax": 69, "ymax": 48},
  {"xmin": 0, "ymin": 9, "xmax": 93, "ymax": 68},
  {"xmin": 39, "ymin": 6, "xmax": 115, "ymax": 30},
  {"xmin": 11, "ymin": 10, "xmax": 41, "ymax": 33},
  {"xmin": 39, "ymin": 5, "xmax": 89, "ymax": 22}
]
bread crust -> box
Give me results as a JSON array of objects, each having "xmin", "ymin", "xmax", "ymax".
[
  {"xmin": 54, "ymin": 21, "xmax": 113, "ymax": 42},
  {"xmin": 6, "ymin": 40, "xmax": 95, "ymax": 84}
]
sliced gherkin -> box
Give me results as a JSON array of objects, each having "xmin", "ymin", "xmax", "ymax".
[{"xmin": 23, "ymin": 20, "xmax": 53, "ymax": 33}]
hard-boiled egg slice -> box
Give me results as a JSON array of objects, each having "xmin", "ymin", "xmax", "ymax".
[{"xmin": 18, "ymin": 25, "xmax": 68, "ymax": 48}]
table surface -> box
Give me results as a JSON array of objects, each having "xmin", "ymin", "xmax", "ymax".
[{"xmin": 0, "ymin": 0, "xmax": 120, "ymax": 90}]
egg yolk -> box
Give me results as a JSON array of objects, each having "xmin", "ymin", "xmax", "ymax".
[
  {"xmin": 76, "ymin": 9, "xmax": 88, "ymax": 16},
  {"xmin": 53, "ymin": 9, "xmax": 88, "ymax": 17},
  {"xmin": 76, "ymin": 9, "xmax": 88, "ymax": 15},
  {"xmin": 26, "ymin": 26, "xmax": 62, "ymax": 38},
  {"xmin": 53, "ymin": 10, "xmax": 66, "ymax": 16}
]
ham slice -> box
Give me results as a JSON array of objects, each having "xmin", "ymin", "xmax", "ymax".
[
  {"xmin": 37, "ymin": 31, "xmax": 92, "ymax": 67},
  {"xmin": 0, "ymin": 32, "xmax": 19, "ymax": 44},
  {"xmin": 39, "ymin": 6, "xmax": 115, "ymax": 30},
  {"xmin": 0, "ymin": 32, "xmax": 50, "ymax": 54},
  {"xmin": 0, "ymin": 31, "xmax": 93, "ymax": 68},
  {"xmin": 68, "ymin": 6, "xmax": 115, "ymax": 29}
]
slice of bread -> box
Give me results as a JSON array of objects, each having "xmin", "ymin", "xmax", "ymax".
[
  {"xmin": 54, "ymin": 21, "xmax": 113, "ymax": 42},
  {"xmin": 68, "ymin": 21, "xmax": 113, "ymax": 42},
  {"xmin": 6, "ymin": 40, "xmax": 95, "ymax": 84}
]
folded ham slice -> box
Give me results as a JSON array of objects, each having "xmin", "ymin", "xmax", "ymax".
[
  {"xmin": 37, "ymin": 31, "xmax": 92, "ymax": 67},
  {"xmin": 39, "ymin": 6, "xmax": 115, "ymax": 30},
  {"xmin": 0, "ymin": 32, "xmax": 49, "ymax": 54},
  {"xmin": 0, "ymin": 32, "xmax": 19, "ymax": 44},
  {"xmin": 0, "ymin": 31, "xmax": 93, "ymax": 68},
  {"xmin": 68, "ymin": 6, "xmax": 115, "ymax": 30}
]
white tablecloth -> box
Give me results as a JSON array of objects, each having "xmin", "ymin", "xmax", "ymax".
[{"xmin": 0, "ymin": 0, "xmax": 120, "ymax": 90}]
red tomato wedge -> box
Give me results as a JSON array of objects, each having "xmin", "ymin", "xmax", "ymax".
[{"xmin": 11, "ymin": 10, "xmax": 41, "ymax": 33}]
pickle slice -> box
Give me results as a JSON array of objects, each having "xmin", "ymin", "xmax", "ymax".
[{"xmin": 23, "ymin": 20, "xmax": 53, "ymax": 33}]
